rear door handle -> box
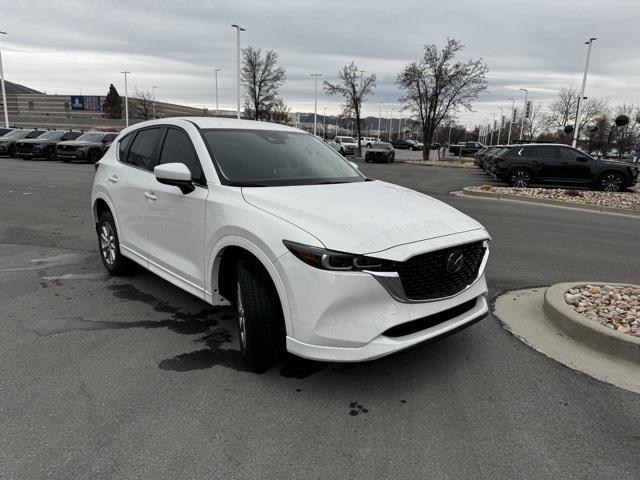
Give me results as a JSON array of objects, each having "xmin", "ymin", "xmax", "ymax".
[
  {"xmin": 144, "ymin": 192, "xmax": 157, "ymax": 201},
  {"xmin": 107, "ymin": 175, "xmax": 118, "ymax": 183}
]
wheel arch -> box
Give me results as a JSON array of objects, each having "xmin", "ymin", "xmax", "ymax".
[
  {"xmin": 210, "ymin": 237, "xmax": 292, "ymax": 336},
  {"xmin": 92, "ymin": 194, "xmax": 120, "ymax": 230}
]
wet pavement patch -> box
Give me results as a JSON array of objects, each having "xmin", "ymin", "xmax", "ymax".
[{"xmin": 348, "ymin": 402, "xmax": 369, "ymax": 416}]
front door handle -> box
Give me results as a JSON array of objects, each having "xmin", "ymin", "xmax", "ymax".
[
  {"xmin": 107, "ymin": 175, "xmax": 119, "ymax": 183},
  {"xmin": 144, "ymin": 192, "xmax": 157, "ymax": 201}
]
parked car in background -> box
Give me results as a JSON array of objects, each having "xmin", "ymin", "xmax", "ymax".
[
  {"xmin": 364, "ymin": 142, "xmax": 395, "ymax": 163},
  {"xmin": 358, "ymin": 137, "xmax": 378, "ymax": 148},
  {"xmin": 91, "ymin": 117, "xmax": 491, "ymax": 372},
  {"xmin": 328, "ymin": 136, "xmax": 358, "ymax": 156},
  {"xmin": 0, "ymin": 127, "xmax": 15, "ymax": 137},
  {"xmin": 406, "ymin": 140, "xmax": 423, "ymax": 151},
  {"xmin": 56, "ymin": 131, "xmax": 118, "ymax": 163},
  {"xmin": 390, "ymin": 139, "xmax": 414, "ymax": 150},
  {"xmin": 493, "ymin": 144, "xmax": 639, "ymax": 191},
  {"xmin": 0, "ymin": 129, "xmax": 45, "ymax": 157},
  {"xmin": 449, "ymin": 142, "xmax": 484, "ymax": 156},
  {"xmin": 15, "ymin": 130, "xmax": 83, "ymax": 160}
]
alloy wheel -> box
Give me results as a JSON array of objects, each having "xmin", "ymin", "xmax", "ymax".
[
  {"xmin": 510, "ymin": 169, "xmax": 531, "ymax": 188},
  {"xmin": 600, "ymin": 173, "xmax": 622, "ymax": 192},
  {"xmin": 99, "ymin": 222, "xmax": 116, "ymax": 266}
]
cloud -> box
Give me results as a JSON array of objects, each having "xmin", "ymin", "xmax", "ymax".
[{"xmin": 2, "ymin": 0, "xmax": 638, "ymax": 125}]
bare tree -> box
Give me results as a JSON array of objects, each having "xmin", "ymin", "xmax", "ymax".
[
  {"xmin": 545, "ymin": 86, "xmax": 609, "ymax": 144},
  {"xmin": 397, "ymin": 39, "xmax": 488, "ymax": 160},
  {"xmin": 270, "ymin": 97, "xmax": 290, "ymax": 124},
  {"xmin": 241, "ymin": 46, "xmax": 286, "ymax": 121},
  {"xmin": 611, "ymin": 103, "xmax": 640, "ymax": 159},
  {"xmin": 323, "ymin": 62, "xmax": 376, "ymax": 156},
  {"xmin": 524, "ymin": 102, "xmax": 547, "ymax": 141},
  {"xmin": 130, "ymin": 87, "xmax": 156, "ymax": 121}
]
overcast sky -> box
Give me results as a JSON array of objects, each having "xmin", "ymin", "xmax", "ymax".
[{"xmin": 2, "ymin": 0, "xmax": 638, "ymax": 125}]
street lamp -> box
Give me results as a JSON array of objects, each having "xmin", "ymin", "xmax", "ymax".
[
  {"xmin": 0, "ymin": 31, "xmax": 8, "ymax": 128},
  {"xmin": 214, "ymin": 68, "xmax": 220, "ymax": 116},
  {"xmin": 152, "ymin": 86, "xmax": 158, "ymax": 119},
  {"xmin": 121, "ymin": 71, "xmax": 130, "ymax": 127},
  {"xmin": 310, "ymin": 73, "xmax": 322, "ymax": 136},
  {"xmin": 230, "ymin": 24, "xmax": 245, "ymax": 120},
  {"xmin": 490, "ymin": 113, "xmax": 496, "ymax": 145},
  {"xmin": 573, "ymin": 37, "xmax": 597, "ymax": 148},
  {"xmin": 323, "ymin": 106, "xmax": 327, "ymax": 139},
  {"xmin": 378, "ymin": 102, "xmax": 383, "ymax": 141},
  {"xmin": 518, "ymin": 88, "xmax": 528, "ymax": 142},
  {"xmin": 496, "ymin": 106, "xmax": 503, "ymax": 144},
  {"xmin": 507, "ymin": 97, "xmax": 515, "ymax": 144}
]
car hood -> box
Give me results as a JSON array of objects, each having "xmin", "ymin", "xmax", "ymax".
[
  {"xmin": 241, "ymin": 180, "xmax": 485, "ymax": 255},
  {"xmin": 17, "ymin": 139, "xmax": 56, "ymax": 145},
  {"xmin": 599, "ymin": 158, "xmax": 633, "ymax": 168},
  {"xmin": 367, "ymin": 148, "xmax": 390, "ymax": 153}
]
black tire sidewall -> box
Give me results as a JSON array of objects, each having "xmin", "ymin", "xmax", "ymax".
[{"xmin": 97, "ymin": 211, "xmax": 130, "ymax": 275}]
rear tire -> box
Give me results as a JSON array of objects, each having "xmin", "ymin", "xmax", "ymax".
[
  {"xmin": 97, "ymin": 210, "xmax": 132, "ymax": 275},
  {"xmin": 235, "ymin": 259, "xmax": 285, "ymax": 373},
  {"xmin": 88, "ymin": 149, "xmax": 101, "ymax": 164},
  {"xmin": 47, "ymin": 149, "xmax": 56, "ymax": 161}
]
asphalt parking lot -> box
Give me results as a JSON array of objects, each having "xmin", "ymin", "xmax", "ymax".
[{"xmin": 1, "ymin": 156, "xmax": 639, "ymax": 479}]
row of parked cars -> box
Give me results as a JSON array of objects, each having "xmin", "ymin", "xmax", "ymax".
[
  {"xmin": 474, "ymin": 143, "xmax": 639, "ymax": 191},
  {"xmin": 0, "ymin": 128, "xmax": 118, "ymax": 163}
]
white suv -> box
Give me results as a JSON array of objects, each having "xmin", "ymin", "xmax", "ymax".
[{"xmin": 92, "ymin": 118, "xmax": 490, "ymax": 372}]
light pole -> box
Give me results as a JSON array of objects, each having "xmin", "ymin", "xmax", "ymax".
[
  {"xmin": 310, "ymin": 73, "xmax": 322, "ymax": 136},
  {"xmin": 573, "ymin": 37, "xmax": 597, "ymax": 148},
  {"xmin": 152, "ymin": 86, "xmax": 158, "ymax": 119},
  {"xmin": 121, "ymin": 71, "xmax": 130, "ymax": 127},
  {"xmin": 214, "ymin": 68, "xmax": 220, "ymax": 116},
  {"xmin": 507, "ymin": 97, "xmax": 515, "ymax": 144},
  {"xmin": 496, "ymin": 107, "xmax": 503, "ymax": 144},
  {"xmin": 323, "ymin": 107, "xmax": 327, "ymax": 139},
  {"xmin": 378, "ymin": 102, "xmax": 383, "ymax": 140},
  {"xmin": 388, "ymin": 109, "xmax": 393, "ymax": 141},
  {"xmin": 490, "ymin": 113, "xmax": 496, "ymax": 145},
  {"xmin": 518, "ymin": 88, "xmax": 528, "ymax": 142},
  {"xmin": 0, "ymin": 31, "xmax": 8, "ymax": 128},
  {"xmin": 230, "ymin": 24, "xmax": 245, "ymax": 120}
]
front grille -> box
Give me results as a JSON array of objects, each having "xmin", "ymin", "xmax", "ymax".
[
  {"xmin": 16, "ymin": 143, "xmax": 34, "ymax": 152},
  {"xmin": 397, "ymin": 241, "xmax": 486, "ymax": 300},
  {"xmin": 383, "ymin": 298, "xmax": 478, "ymax": 337},
  {"xmin": 58, "ymin": 145, "xmax": 77, "ymax": 152}
]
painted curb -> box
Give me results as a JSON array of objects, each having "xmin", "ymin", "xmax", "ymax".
[
  {"xmin": 543, "ymin": 282, "xmax": 640, "ymax": 365},
  {"xmin": 462, "ymin": 187, "xmax": 640, "ymax": 217}
]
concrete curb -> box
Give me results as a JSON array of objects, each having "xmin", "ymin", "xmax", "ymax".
[
  {"xmin": 462, "ymin": 187, "xmax": 640, "ymax": 217},
  {"xmin": 543, "ymin": 282, "xmax": 640, "ymax": 365}
]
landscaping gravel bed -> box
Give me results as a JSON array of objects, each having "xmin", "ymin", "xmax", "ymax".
[
  {"xmin": 468, "ymin": 185, "xmax": 640, "ymax": 211},
  {"xmin": 402, "ymin": 159, "xmax": 476, "ymax": 168},
  {"xmin": 565, "ymin": 285, "xmax": 640, "ymax": 337}
]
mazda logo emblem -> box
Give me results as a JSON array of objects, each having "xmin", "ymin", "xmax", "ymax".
[{"xmin": 445, "ymin": 252, "xmax": 464, "ymax": 274}]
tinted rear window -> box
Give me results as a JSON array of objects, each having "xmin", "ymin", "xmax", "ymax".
[{"xmin": 127, "ymin": 128, "xmax": 162, "ymax": 171}]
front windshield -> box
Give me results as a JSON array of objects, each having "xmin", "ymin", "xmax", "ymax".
[
  {"xmin": 339, "ymin": 137, "xmax": 355, "ymax": 143},
  {"xmin": 76, "ymin": 132, "xmax": 104, "ymax": 142},
  {"xmin": 37, "ymin": 131, "xmax": 65, "ymax": 140},
  {"xmin": 3, "ymin": 130, "xmax": 31, "ymax": 139},
  {"xmin": 202, "ymin": 129, "xmax": 365, "ymax": 187}
]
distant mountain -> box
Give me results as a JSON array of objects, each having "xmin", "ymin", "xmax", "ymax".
[{"xmin": 2, "ymin": 80, "xmax": 43, "ymax": 95}]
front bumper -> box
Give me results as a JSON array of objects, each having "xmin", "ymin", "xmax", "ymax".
[
  {"xmin": 276, "ymin": 236, "xmax": 490, "ymax": 362},
  {"xmin": 56, "ymin": 149, "xmax": 86, "ymax": 159}
]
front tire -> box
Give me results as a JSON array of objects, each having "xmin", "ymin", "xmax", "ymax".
[
  {"xmin": 88, "ymin": 149, "xmax": 101, "ymax": 164},
  {"xmin": 97, "ymin": 210, "xmax": 131, "ymax": 275},
  {"xmin": 509, "ymin": 168, "xmax": 532, "ymax": 188},
  {"xmin": 235, "ymin": 260, "xmax": 285, "ymax": 373},
  {"xmin": 597, "ymin": 172, "xmax": 624, "ymax": 191}
]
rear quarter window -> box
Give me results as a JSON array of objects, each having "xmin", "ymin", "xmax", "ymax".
[{"xmin": 118, "ymin": 133, "xmax": 135, "ymax": 163}]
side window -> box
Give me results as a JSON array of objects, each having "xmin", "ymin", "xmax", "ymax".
[
  {"xmin": 159, "ymin": 128, "xmax": 205, "ymax": 184},
  {"xmin": 63, "ymin": 132, "xmax": 81, "ymax": 140},
  {"xmin": 127, "ymin": 128, "xmax": 162, "ymax": 171},
  {"xmin": 118, "ymin": 133, "xmax": 135, "ymax": 163},
  {"xmin": 520, "ymin": 146, "xmax": 538, "ymax": 157},
  {"xmin": 537, "ymin": 146, "xmax": 560, "ymax": 159},
  {"xmin": 558, "ymin": 147, "xmax": 578, "ymax": 159}
]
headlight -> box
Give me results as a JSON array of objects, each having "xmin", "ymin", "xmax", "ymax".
[{"xmin": 283, "ymin": 240, "xmax": 396, "ymax": 272}]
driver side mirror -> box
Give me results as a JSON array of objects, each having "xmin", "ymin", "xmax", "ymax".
[{"xmin": 154, "ymin": 163, "xmax": 195, "ymax": 194}]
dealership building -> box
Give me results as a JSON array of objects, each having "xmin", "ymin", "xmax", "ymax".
[{"xmin": 0, "ymin": 80, "xmax": 235, "ymax": 131}]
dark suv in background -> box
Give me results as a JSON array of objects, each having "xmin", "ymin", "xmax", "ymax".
[
  {"xmin": 0, "ymin": 129, "xmax": 45, "ymax": 156},
  {"xmin": 16, "ymin": 130, "xmax": 82, "ymax": 160},
  {"xmin": 56, "ymin": 131, "xmax": 118, "ymax": 163},
  {"xmin": 492, "ymin": 144, "xmax": 639, "ymax": 191}
]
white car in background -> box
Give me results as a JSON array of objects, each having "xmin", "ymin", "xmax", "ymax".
[
  {"xmin": 91, "ymin": 118, "xmax": 491, "ymax": 372},
  {"xmin": 328, "ymin": 135, "xmax": 358, "ymax": 156}
]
